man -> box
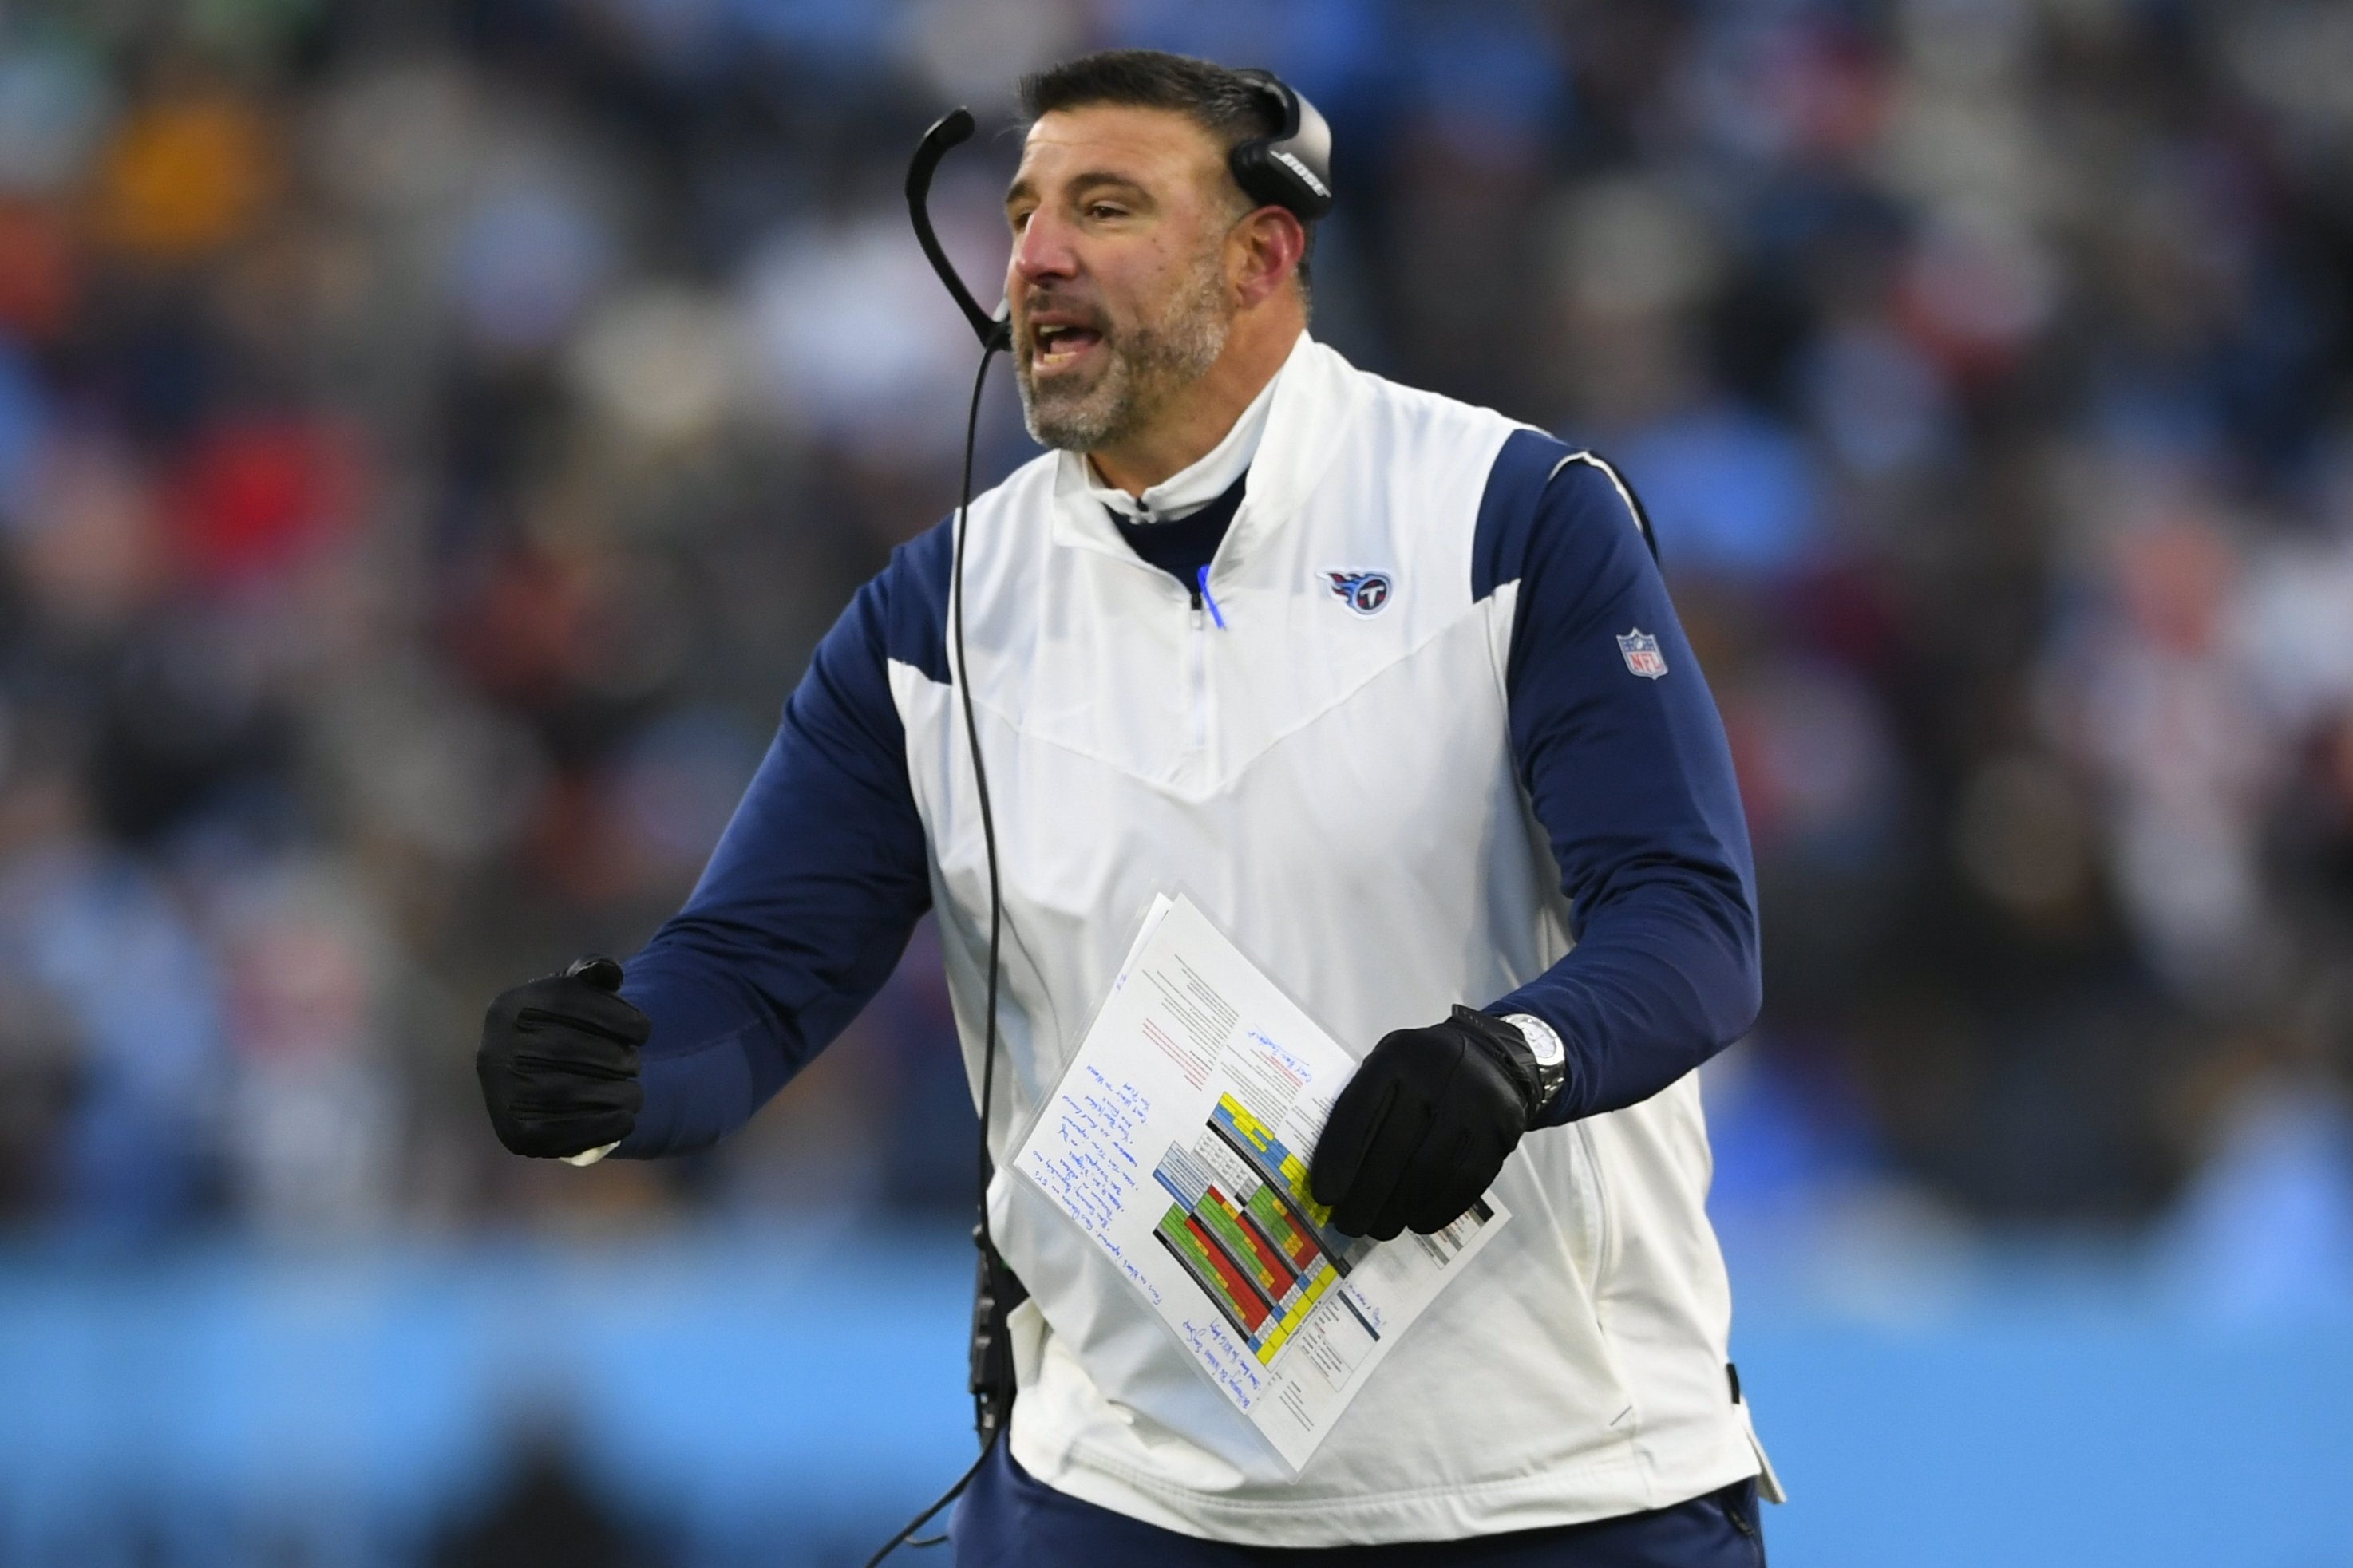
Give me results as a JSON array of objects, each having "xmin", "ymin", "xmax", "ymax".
[{"xmin": 478, "ymin": 50, "xmax": 1776, "ymax": 1566}]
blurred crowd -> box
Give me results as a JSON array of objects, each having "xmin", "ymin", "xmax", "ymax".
[{"xmin": 2, "ymin": 0, "xmax": 2351, "ymax": 1255}]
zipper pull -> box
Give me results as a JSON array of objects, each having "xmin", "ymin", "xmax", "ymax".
[{"xmin": 1194, "ymin": 565, "xmax": 1226, "ymax": 629}]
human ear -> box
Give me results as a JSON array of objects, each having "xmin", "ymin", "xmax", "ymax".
[{"xmin": 1228, "ymin": 205, "xmax": 1307, "ymax": 310}]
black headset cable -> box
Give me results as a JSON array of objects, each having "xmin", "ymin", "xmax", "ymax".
[
  {"xmin": 955, "ymin": 337, "xmax": 1008, "ymax": 1286},
  {"xmin": 864, "ymin": 334, "xmax": 1006, "ymax": 1566}
]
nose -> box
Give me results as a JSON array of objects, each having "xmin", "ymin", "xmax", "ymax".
[{"xmin": 1010, "ymin": 205, "xmax": 1079, "ymax": 290}]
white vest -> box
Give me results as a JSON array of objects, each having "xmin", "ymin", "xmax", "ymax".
[{"xmin": 888, "ymin": 338, "xmax": 1772, "ymax": 1545}]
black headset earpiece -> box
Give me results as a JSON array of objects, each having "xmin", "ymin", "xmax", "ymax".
[{"xmin": 1229, "ymin": 69, "xmax": 1335, "ymax": 223}]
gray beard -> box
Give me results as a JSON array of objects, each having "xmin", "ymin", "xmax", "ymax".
[{"xmin": 1015, "ymin": 257, "xmax": 1232, "ymax": 453}]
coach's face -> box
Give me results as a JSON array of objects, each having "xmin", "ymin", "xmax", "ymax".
[{"xmin": 1005, "ymin": 104, "xmax": 1240, "ymax": 454}]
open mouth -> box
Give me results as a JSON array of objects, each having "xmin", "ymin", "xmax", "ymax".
[{"xmin": 1032, "ymin": 322, "xmax": 1104, "ymax": 371}]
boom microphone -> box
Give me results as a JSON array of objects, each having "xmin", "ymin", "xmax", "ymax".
[{"xmin": 907, "ymin": 109, "xmax": 1013, "ymax": 353}]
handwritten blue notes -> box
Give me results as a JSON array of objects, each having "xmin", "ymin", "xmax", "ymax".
[
  {"xmin": 1181, "ymin": 1314, "xmax": 1267, "ymax": 1411},
  {"xmin": 1029, "ymin": 1065, "xmax": 1151, "ymax": 1238}
]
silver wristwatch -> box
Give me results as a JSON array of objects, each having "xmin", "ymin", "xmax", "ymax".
[{"xmin": 1498, "ymin": 1013, "xmax": 1568, "ymax": 1112}]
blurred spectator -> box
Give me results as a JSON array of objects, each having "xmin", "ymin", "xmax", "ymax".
[
  {"xmin": 0, "ymin": 836, "xmax": 223, "ymax": 1238},
  {"xmin": 210, "ymin": 855, "xmax": 402, "ymax": 1237},
  {"xmin": 89, "ymin": 72, "xmax": 278, "ymax": 263},
  {"xmin": 737, "ymin": 207, "xmax": 987, "ymax": 463},
  {"xmin": 2054, "ymin": 504, "xmax": 2281, "ymax": 1009}
]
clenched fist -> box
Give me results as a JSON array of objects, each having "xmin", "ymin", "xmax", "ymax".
[{"xmin": 477, "ymin": 956, "xmax": 648, "ymax": 1159}]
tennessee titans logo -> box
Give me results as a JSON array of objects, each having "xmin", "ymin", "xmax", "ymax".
[
  {"xmin": 1326, "ymin": 570, "xmax": 1394, "ymax": 615},
  {"xmin": 1616, "ymin": 629, "xmax": 1669, "ymax": 679}
]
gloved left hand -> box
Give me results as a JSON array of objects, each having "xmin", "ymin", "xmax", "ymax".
[{"xmin": 1309, "ymin": 1006, "xmax": 1547, "ymax": 1241}]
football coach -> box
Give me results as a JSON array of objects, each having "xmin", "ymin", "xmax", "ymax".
[{"xmin": 477, "ymin": 49, "xmax": 1778, "ymax": 1567}]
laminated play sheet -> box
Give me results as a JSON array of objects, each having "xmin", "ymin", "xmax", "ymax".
[{"xmin": 1011, "ymin": 894, "xmax": 1509, "ymax": 1470}]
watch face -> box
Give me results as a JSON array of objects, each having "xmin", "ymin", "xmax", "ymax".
[{"xmin": 1506, "ymin": 1014, "xmax": 1564, "ymax": 1066}]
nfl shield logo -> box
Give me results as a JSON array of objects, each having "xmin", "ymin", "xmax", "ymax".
[{"xmin": 1616, "ymin": 629, "xmax": 1668, "ymax": 679}]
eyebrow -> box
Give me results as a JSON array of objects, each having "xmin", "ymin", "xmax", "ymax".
[{"xmin": 1003, "ymin": 171, "xmax": 1153, "ymax": 210}]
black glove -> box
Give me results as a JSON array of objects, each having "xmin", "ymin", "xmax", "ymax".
[
  {"xmin": 1309, "ymin": 1006, "xmax": 1546, "ymax": 1241},
  {"xmin": 477, "ymin": 955, "xmax": 648, "ymax": 1159}
]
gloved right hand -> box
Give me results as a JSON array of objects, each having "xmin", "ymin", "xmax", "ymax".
[
  {"xmin": 1308, "ymin": 1007, "xmax": 1540, "ymax": 1241},
  {"xmin": 477, "ymin": 955, "xmax": 648, "ymax": 1159}
]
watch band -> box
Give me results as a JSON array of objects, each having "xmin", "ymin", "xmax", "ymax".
[
  {"xmin": 1448, "ymin": 1005, "xmax": 1568, "ymax": 1127},
  {"xmin": 1498, "ymin": 1012, "xmax": 1568, "ymax": 1115}
]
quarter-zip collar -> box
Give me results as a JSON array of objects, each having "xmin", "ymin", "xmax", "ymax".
[
  {"xmin": 1107, "ymin": 470, "xmax": 1248, "ymax": 590},
  {"xmin": 1049, "ymin": 332, "xmax": 1362, "ymax": 568},
  {"xmin": 1049, "ymin": 334, "xmax": 1364, "ymax": 580},
  {"xmin": 1066, "ymin": 342, "xmax": 1287, "ymax": 524}
]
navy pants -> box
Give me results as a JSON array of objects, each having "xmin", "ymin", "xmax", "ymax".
[{"xmin": 948, "ymin": 1440, "xmax": 1766, "ymax": 1567}]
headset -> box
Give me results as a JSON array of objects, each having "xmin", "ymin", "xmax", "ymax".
[
  {"xmin": 1229, "ymin": 69, "xmax": 1335, "ymax": 223},
  {"xmin": 862, "ymin": 73, "xmax": 1330, "ymax": 1566}
]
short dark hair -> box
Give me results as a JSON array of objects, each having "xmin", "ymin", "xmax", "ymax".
[
  {"xmin": 1019, "ymin": 49, "xmax": 1315, "ymax": 291},
  {"xmin": 1021, "ymin": 49, "xmax": 1283, "ymax": 156}
]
